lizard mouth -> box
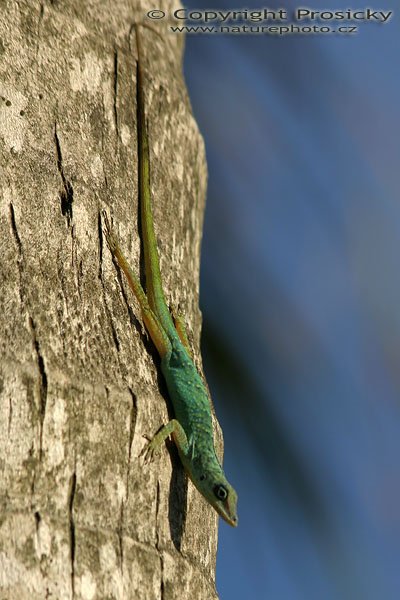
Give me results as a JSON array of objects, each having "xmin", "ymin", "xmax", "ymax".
[{"xmin": 216, "ymin": 503, "xmax": 238, "ymax": 527}]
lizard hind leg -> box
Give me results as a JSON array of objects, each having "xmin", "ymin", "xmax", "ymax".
[
  {"xmin": 171, "ymin": 307, "xmax": 193, "ymax": 358},
  {"xmin": 102, "ymin": 211, "xmax": 171, "ymax": 358}
]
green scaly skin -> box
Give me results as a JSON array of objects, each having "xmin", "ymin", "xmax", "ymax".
[{"xmin": 103, "ymin": 25, "xmax": 238, "ymax": 527}]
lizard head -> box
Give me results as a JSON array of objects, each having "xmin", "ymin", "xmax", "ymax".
[
  {"xmin": 190, "ymin": 461, "xmax": 238, "ymax": 527},
  {"xmin": 209, "ymin": 477, "xmax": 238, "ymax": 527}
]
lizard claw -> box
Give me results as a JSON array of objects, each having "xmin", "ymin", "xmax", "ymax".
[
  {"xmin": 102, "ymin": 210, "xmax": 118, "ymax": 253},
  {"xmin": 140, "ymin": 436, "xmax": 161, "ymax": 464}
]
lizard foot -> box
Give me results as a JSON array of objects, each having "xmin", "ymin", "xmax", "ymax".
[
  {"xmin": 140, "ymin": 435, "xmax": 162, "ymax": 464},
  {"xmin": 102, "ymin": 210, "xmax": 119, "ymax": 254}
]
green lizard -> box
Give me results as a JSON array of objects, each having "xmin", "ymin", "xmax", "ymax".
[{"xmin": 103, "ymin": 25, "xmax": 238, "ymax": 527}]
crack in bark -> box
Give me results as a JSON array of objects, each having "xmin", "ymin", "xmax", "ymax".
[
  {"xmin": 9, "ymin": 202, "xmax": 21, "ymax": 249},
  {"xmin": 8, "ymin": 396, "xmax": 12, "ymax": 436},
  {"xmin": 106, "ymin": 303, "xmax": 121, "ymax": 352},
  {"xmin": 30, "ymin": 445, "xmax": 36, "ymax": 500},
  {"xmin": 68, "ymin": 471, "xmax": 77, "ymax": 599},
  {"xmin": 160, "ymin": 553, "xmax": 165, "ymax": 600},
  {"xmin": 9, "ymin": 203, "xmax": 24, "ymax": 307},
  {"xmin": 97, "ymin": 211, "xmax": 104, "ymax": 280},
  {"xmin": 155, "ymin": 482, "xmax": 161, "ymax": 550},
  {"xmin": 113, "ymin": 48, "xmax": 119, "ymax": 139},
  {"xmin": 34, "ymin": 510, "xmax": 41, "ymax": 526},
  {"xmin": 34, "ymin": 510, "xmax": 41, "ymax": 539},
  {"xmin": 77, "ymin": 258, "xmax": 83, "ymax": 297},
  {"xmin": 54, "ymin": 124, "xmax": 74, "ymax": 226},
  {"xmin": 117, "ymin": 501, "xmax": 124, "ymax": 574},
  {"xmin": 9, "ymin": 203, "xmax": 49, "ymax": 461},
  {"xmin": 126, "ymin": 387, "xmax": 137, "ymax": 498},
  {"xmin": 29, "ymin": 317, "xmax": 48, "ymax": 461},
  {"xmin": 34, "ymin": 510, "xmax": 45, "ymax": 576}
]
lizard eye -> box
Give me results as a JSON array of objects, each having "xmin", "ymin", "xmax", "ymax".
[
  {"xmin": 200, "ymin": 474, "xmax": 206, "ymax": 481},
  {"xmin": 213, "ymin": 484, "xmax": 228, "ymax": 501}
]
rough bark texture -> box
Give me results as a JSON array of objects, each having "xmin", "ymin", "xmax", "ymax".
[{"xmin": 0, "ymin": 1, "xmax": 219, "ymax": 598}]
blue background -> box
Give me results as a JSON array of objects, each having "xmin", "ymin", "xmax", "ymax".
[{"xmin": 182, "ymin": 1, "xmax": 400, "ymax": 598}]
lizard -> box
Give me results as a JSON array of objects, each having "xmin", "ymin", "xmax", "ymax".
[{"xmin": 103, "ymin": 24, "xmax": 238, "ymax": 527}]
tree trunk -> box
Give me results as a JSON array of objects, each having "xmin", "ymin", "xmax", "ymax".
[{"xmin": 0, "ymin": 1, "xmax": 219, "ymax": 598}]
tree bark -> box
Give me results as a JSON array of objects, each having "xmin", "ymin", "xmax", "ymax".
[{"xmin": 0, "ymin": 1, "xmax": 219, "ymax": 598}]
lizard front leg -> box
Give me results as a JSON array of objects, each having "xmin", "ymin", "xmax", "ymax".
[{"xmin": 142, "ymin": 419, "xmax": 189, "ymax": 463}]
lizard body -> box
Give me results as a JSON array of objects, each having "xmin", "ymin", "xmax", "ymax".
[{"xmin": 103, "ymin": 25, "xmax": 238, "ymax": 527}]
